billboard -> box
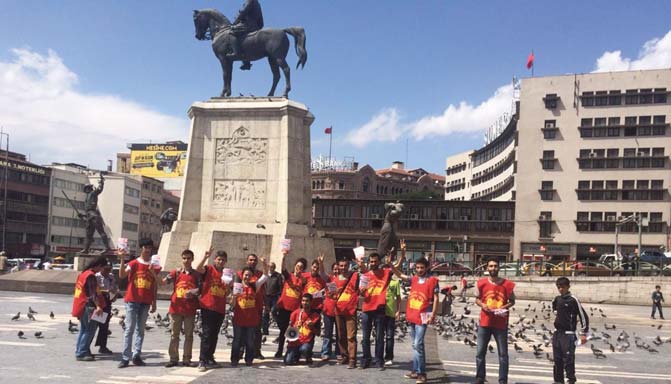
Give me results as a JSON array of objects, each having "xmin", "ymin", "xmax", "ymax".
[{"xmin": 129, "ymin": 143, "xmax": 188, "ymax": 178}]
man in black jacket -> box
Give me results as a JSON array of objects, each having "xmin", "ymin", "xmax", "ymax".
[{"xmin": 551, "ymin": 277, "xmax": 589, "ymax": 384}]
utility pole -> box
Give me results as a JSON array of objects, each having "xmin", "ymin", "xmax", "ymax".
[{"xmin": 0, "ymin": 129, "xmax": 8, "ymax": 254}]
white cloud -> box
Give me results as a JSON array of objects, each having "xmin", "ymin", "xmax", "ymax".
[
  {"xmin": 0, "ymin": 48, "xmax": 187, "ymax": 168},
  {"xmin": 409, "ymin": 84, "xmax": 513, "ymax": 140},
  {"xmin": 593, "ymin": 30, "xmax": 671, "ymax": 72},
  {"xmin": 344, "ymin": 108, "xmax": 403, "ymax": 148}
]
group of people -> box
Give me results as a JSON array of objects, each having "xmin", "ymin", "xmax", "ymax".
[{"xmin": 71, "ymin": 238, "xmax": 605, "ymax": 384}]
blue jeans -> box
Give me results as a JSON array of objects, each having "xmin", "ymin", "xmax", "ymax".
[
  {"xmin": 75, "ymin": 306, "xmax": 99, "ymax": 357},
  {"xmin": 383, "ymin": 316, "xmax": 395, "ymax": 361},
  {"xmin": 262, "ymin": 295, "xmax": 279, "ymax": 334},
  {"xmin": 410, "ymin": 323, "xmax": 428, "ymax": 374},
  {"xmin": 476, "ymin": 326, "xmax": 509, "ymax": 383},
  {"xmin": 285, "ymin": 343, "xmax": 313, "ymax": 365},
  {"xmin": 231, "ymin": 325, "xmax": 255, "ymax": 364},
  {"xmin": 122, "ymin": 302, "xmax": 150, "ymax": 362},
  {"xmin": 321, "ymin": 314, "xmax": 340, "ymax": 358},
  {"xmin": 361, "ymin": 309, "xmax": 385, "ymax": 365}
]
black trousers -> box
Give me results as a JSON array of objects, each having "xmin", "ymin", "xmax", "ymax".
[
  {"xmin": 552, "ymin": 332, "xmax": 577, "ymax": 384},
  {"xmin": 94, "ymin": 295, "xmax": 111, "ymax": 348},
  {"xmin": 652, "ymin": 302, "xmax": 664, "ymax": 318},
  {"xmin": 199, "ymin": 308, "xmax": 225, "ymax": 363},
  {"xmin": 276, "ymin": 308, "xmax": 292, "ymax": 354}
]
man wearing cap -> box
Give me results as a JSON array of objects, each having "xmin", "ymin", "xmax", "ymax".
[{"xmin": 117, "ymin": 238, "xmax": 158, "ymax": 368}]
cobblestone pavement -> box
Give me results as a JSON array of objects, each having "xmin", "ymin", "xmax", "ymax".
[{"xmin": 1, "ymin": 291, "xmax": 670, "ymax": 383}]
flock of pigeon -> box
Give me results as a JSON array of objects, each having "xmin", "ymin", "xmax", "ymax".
[{"xmin": 7, "ymin": 298, "xmax": 670, "ymax": 364}]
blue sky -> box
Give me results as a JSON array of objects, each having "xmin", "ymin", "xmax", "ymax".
[{"xmin": 1, "ymin": 0, "xmax": 670, "ymax": 172}]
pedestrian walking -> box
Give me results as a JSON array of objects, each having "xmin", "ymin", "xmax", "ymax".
[
  {"xmin": 474, "ymin": 257, "xmax": 515, "ymax": 384},
  {"xmin": 552, "ymin": 277, "xmax": 589, "ymax": 384},
  {"xmin": 459, "ymin": 273, "xmax": 468, "ymax": 302},
  {"xmin": 652, "ymin": 285, "xmax": 665, "ymax": 319}
]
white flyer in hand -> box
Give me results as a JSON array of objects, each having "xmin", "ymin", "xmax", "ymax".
[
  {"xmin": 222, "ymin": 268, "xmax": 233, "ymax": 284},
  {"xmin": 420, "ymin": 312, "xmax": 431, "ymax": 324},
  {"xmin": 233, "ymin": 282, "xmax": 243, "ymax": 295},
  {"xmin": 312, "ymin": 290, "xmax": 324, "ymax": 299},
  {"xmin": 91, "ymin": 311, "xmax": 110, "ymax": 324},
  {"xmin": 493, "ymin": 308, "xmax": 508, "ymax": 317},
  {"xmin": 117, "ymin": 237, "xmax": 128, "ymax": 251},
  {"xmin": 353, "ymin": 246, "xmax": 365, "ymax": 261},
  {"xmin": 359, "ymin": 274, "xmax": 370, "ymax": 289},
  {"xmin": 326, "ymin": 282, "xmax": 337, "ymax": 293},
  {"xmin": 281, "ymin": 238, "xmax": 292, "ymax": 253}
]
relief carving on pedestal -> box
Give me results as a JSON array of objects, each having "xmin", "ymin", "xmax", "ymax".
[
  {"xmin": 213, "ymin": 179, "xmax": 266, "ymax": 208},
  {"xmin": 215, "ymin": 126, "xmax": 268, "ymax": 166}
]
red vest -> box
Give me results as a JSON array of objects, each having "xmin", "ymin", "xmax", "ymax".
[
  {"xmin": 335, "ymin": 272, "xmax": 359, "ymax": 316},
  {"xmin": 361, "ymin": 268, "xmax": 391, "ymax": 312},
  {"xmin": 302, "ymin": 272, "xmax": 326, "ymax": 311},
  {"xmin": 406, "ymin": 275, "xmax": 439, "ymax": 325},
  {"xmin": 277, "ymin": 272, "xmax": 305, "ymax": 312},
  {"xmin": 322, "ymin": 274, "xmax": 337, "ymax": 317},
  {"xmin": 124, "ymin": 259, "xmax": 156, "ymax": 304},
  {"xmin": 237, "ymin": 269, "xmax": 264, "ymax": 314},
  {"xmin": 71, "ymin": 270, "xmax": 103, "ymax": 319},
  {"xmin": 233, "ymin": 285, "xmax": 262, "ymax": 327},
  {"xmin": 288, "ymin": 308, "xmax": 321, "ymax": 347},
  {"xmin": 477, "ymin": 278, "xmax": 515, "ymax": 330},
  {"xmin": 200, "ymin": 265, "xmax": 228, "ymax": 314},
  {"xmin": 168, "ymin": 269, "xmax": 200, "ymax": 315}
]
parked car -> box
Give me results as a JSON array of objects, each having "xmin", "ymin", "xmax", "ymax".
[
  {"xmin": 474, "ymin": 263, "xmax": 520, "ymax": 276},
  {"xmin": 598, "ymin": 253, "xmax": 623, "ymax": 266},
  {"xmin": 520, "ymin": 261, "xmax": 558, "ymax": 276},
  {"xmin": 551, "ymin": 261, "xmax": 620, "ymax": 277},
  {"xmin": 638, "ymin": 251, "xmax": 671, "ymax": 266},
  {"xmin": 431, "ymin": 262, "xmax": 473, "ymax": 276}
]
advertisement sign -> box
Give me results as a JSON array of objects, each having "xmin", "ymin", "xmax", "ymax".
[{"xmin": 129, "ymin": 143, "xmax": 188, "ymax": 178}]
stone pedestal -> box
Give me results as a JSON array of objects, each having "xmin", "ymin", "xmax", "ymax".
[{"xmin": 159, "ymin": 97, "xmax": 334, "ymax": 271}]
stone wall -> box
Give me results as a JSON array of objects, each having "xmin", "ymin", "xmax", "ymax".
[{"xmin": 440, "ymin": 276, "xmax": 670, "ymax": 305}]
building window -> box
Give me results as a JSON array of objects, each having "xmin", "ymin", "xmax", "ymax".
[
  {"xmin": 608, "ymin": 90, "xmax": 622, "ymax": 105},
  {"xmin": 539, "ymin": 181, "xmax": 554, "ymax": 201},
  {"xmin": 653, "ymin": 88, "xmax": 667, "ymax": 104},
  {"xmin": 625, "ymin": 89, "xmax": 639, "ymax": 105},
  {"xmin": 362, "ymin": 177, "xmax": 370, "ymax": 193},
  {"xmin": 542, "ymin": 120, "xmax": 558, "ymax": 139},
  {"xmin": 538, "ymin": 211, "xmax": 553, "ymax": 239},
  {"xmin": 541, "ymin": 150, "xmax": 556, "ymax": 170},
  {"xmin": 122, "ymin": 221, "xmax": 138, "ymax": 231},
  {"xmin": 123, "ymin": 204, "xmax": 139, "ymax": 215},
  {"xmin": 543, "ymin": 94, "xmax": 559, "ymax": 109}
]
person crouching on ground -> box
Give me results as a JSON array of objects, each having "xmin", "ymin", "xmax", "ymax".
[
  {"xmin": 285, "ymin": 293, "xmax": 321, "ymax": 365},
  {"xmin": 162, "ymin": 249, "xmax": 201, "ymax": 368},
  {"xmin": 231, "ymin": 257, "xmax": 269, "ymax": 366},
  {"xmin": 72, "ymin": 256, "xmax": 108, "ymax": 361}
]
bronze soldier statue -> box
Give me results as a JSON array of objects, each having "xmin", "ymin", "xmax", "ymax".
[
  {"xmin": 159, "ymin": 207, "xmax": 178, "ymax": 234},
  {"xmin": 79, "ymin": 173, "xmax": 112, "ymax": 254},
  {"xmin": 378, "ymin": 202, "xmax": 404, "ymax": 259},
  {"xmin": 229, "ymin": 0, "xmax": 264, "ymax": 70}
]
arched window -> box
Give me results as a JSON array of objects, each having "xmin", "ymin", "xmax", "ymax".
[{"xmin": 362, "ymin": 177, "xmax": 370, "ymax": 193}]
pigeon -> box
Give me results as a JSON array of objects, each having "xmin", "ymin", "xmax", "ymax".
[
  {"xmin": 514, "ymin": 343, "xmax": 523, "ymax": 352},
  {"xmin": 28, "ymin": 307, "xmax": 38, "ymax": 315},
  {"xmin": 34, "ymin": 331, "xmax": 43, "ymax": 339},
  {"xmin": 11, "ymin": 312, "xmax": 20, "ymax": 321},
  {"xmin": 18, "ymin": 331, "xmax": 26, "ymax": 339},
  {"xmin": 68, "ymin": 322, "xmax": 79, "ymax": 333},
  {"xmin": 488, "ymin": 345, "xmax": 494, "ymax": 353},
  {"xmin": 256, "ymin": 224, "xmax": 266, "ymax": 229},
  {"xmin": 49, "ymin": 311, "xmax": 55, "ymax": 320},
  {"xmin": 546, "ymin": 353, "xmax": 554, "ymax": 362},
  {"xmin": 590, "ymin": 344, "xmax": 606, "ymax": 359},
  {"xmin": 27, "ymin": 313, "xmax": 36, "ymax": 321}
]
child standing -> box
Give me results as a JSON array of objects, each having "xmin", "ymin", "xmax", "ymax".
[
  {"xmin": 552, "ymin": 277, "xmax": 589, "ymax": 384},
  {"xmin": 652, "ymin": 285, "xmax": 665, "ymax": 320}
]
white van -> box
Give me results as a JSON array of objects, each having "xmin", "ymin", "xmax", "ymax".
[{"xmin": 598, "ymin": 253, "xmax": 622, "ymax": 265}]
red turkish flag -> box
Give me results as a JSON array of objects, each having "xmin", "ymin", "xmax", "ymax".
[
  {"xmin": 324, "ymin": 127, "xmax": 332, "ymax": 134},
  {"xmin": 526, "ymin": 52, "xmax": 535, "ymax": 69}
]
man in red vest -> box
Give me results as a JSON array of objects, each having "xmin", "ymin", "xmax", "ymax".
[
  {"xmin": 359, "ymin": 252, "xmax": 392, "ymax": 370},
  {"xmin": 320, "ymin": 262, "xmax": 340, "ymax": 361},
  {"xmin": 335, "ymin": 258, "xmax": 359, "ymax": 369},
  {"xmin": 117, "ymin": 238, "xmax": 158, "ymax": 368},
  {"xmin": 72, "ymin": 256, "xmax": 108, "ymax": 361},
  {"xmin": 390, "ymin": 241, "xmax": 439, "ymax": 384},
  {"xmin": 236, "ymin": 253, "xmax": 265, "ymax": 359},
  {"xmin": 231, "ymin": 257, "xmax": 269, "ymax": 366},
  {"xmin": 474, "ymin": 257, "xmax": 516, "ymax": 384},
  {"xmin": 195, "ymin": 248, "xmax": 230, "ymax": 371},
  {"xmin": 162, "ymin": 250, "xmax": 201, "ymax": 368},
  {"xmin": 284, "ymin": 293, "xmax": 321, "ymax": 365},
  {"xmin": 274, "ymin": 252, "xmax": 307, "ymax": 358}
]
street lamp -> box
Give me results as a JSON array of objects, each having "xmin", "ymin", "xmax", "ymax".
[{"xmin": 614, "ymin": 213, "xmax": 647, "ymax": 275}]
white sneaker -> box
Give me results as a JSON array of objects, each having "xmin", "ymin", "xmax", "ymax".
[{"xmin": 384, "ymin": 359, "xmax": 393, "ymax": 366}]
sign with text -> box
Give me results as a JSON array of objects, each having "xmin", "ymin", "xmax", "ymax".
[{"xmin": 129, "ymin": 143, "xmax": 188, "ymax": 178}]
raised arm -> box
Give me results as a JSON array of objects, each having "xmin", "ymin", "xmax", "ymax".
[
  {"xmin": 117, "ymin": 249, "xmax": 128, "ymax": 279},
  {"xmin": 195, "ymin": 247, "xmax": 213, "ymax": 274}
]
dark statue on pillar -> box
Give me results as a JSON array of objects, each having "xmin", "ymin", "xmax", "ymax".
[
  {"xmin": 378, "ymin": 202, "xmax": 404, "ymax": 259},
  {"xmin": 193, "ymin": 0, "xmax": 307, "ymax": 98},
  {"xmin": 79, "ymin": 173, "xmax": 112, "ymax": 254},
  {"xmin": 160, "ymin": 207, "xmax": 178, "ymax": 234}
]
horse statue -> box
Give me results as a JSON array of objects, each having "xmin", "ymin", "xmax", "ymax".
[{"xmin": 193, "ymin": 8, "xmax": 307, "ymax": 98}]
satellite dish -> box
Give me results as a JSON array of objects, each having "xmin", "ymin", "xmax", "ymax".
[{"xmin": 285, "ymin": 326, "xmax": 299, "ymax": 342}]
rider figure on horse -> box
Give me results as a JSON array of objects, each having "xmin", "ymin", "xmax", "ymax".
[{"xmin": 229, "ymin": 0, "xmax": 264, "ymax": 70}]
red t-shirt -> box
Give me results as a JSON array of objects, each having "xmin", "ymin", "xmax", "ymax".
[
  {"xmin": 335, "ymin": 272, "xmax": 359, "ymax": 316},
  {"xmin": 405, "ymin": 275, "xmax": 439, "ymax": 325},
  {"xmin": 322, "ymin": 274, "xmax": 337, "ymax": 317},
  {"xmin": 233, "ymin": 285, "xmax": 262, "ymax": 327},
  {"xmin": 302, "ymin": 272, "xmax": 326, "ymax": 311},
  {"xmin": 277, "ymin": 271, "xmax": 306, "ymax": 312},
  {"xmin": 200, "ymin": 265, "xmax": 228, "ymax": 314},
  {"xmin": 71, "ymin": 270, "xmax": 104, "ymax": 319},
  {"xmin": 288, "ymin": 308, "xmax": 321, "ymax": 347},
  {"xmin": 124, "ymin": 259, "xmax": 157, "ymax": 304},
  {"xmin": 361, "ymin": 268, "xmax": 391, "ymax": 312},
  {"xmin": 168, "ymin": 269, "xmax": 200, "ymax": 315},
  {"xmin": 237, "ymin": 269, "xmax": 264, "ymax": 315},
  {"xmin": 477, "ymin": 277, "xmax": 515, "ymax": 330}
]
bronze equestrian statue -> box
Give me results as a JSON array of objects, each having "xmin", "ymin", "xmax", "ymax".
[{"xmin": 193, "ymin": 3, "xmax": 307, "ymax": 98}]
